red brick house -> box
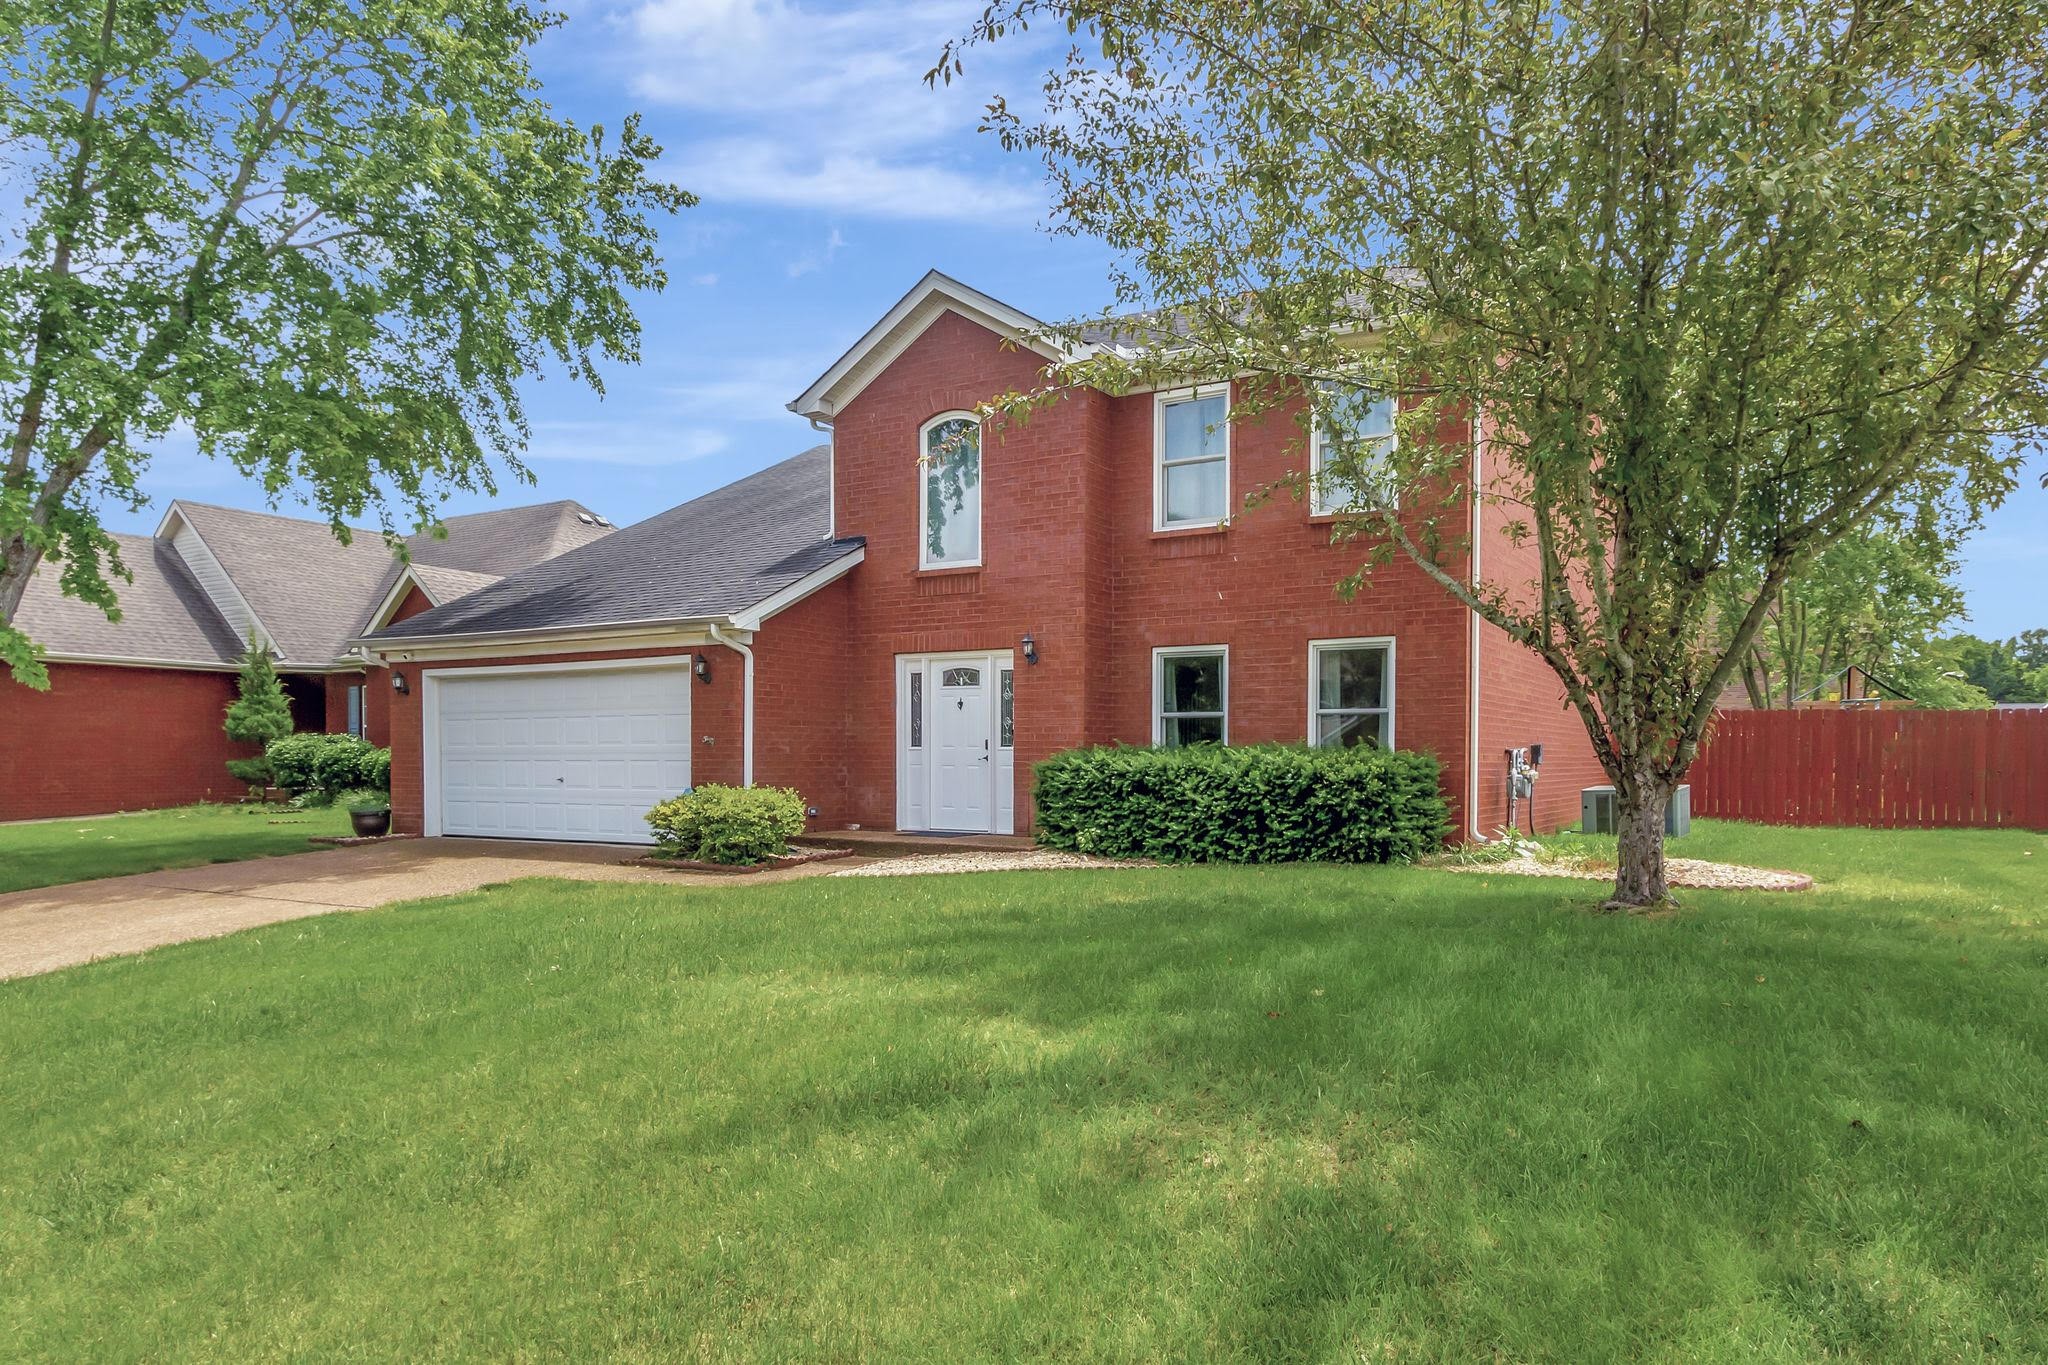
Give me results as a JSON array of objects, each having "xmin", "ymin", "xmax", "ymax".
[
  {"xmin": 3, "ymin": 500, "xmax": 611, "ymax": 820},
  {"xmin": 357, "ymin": 273, "xmax": 1600, "ymax": 843}
]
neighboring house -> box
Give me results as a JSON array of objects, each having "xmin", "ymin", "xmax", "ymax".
[
  {"xmin": 4, "ymin": 500, "xmax": 612, "ymax": 820},
  {"xmin": 358, "ymin": 272, "xmax": 1602, "ymax": 843}
]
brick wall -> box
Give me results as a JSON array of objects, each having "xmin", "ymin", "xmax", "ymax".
[
  {"xmin": 829, "ymin": 311, "xmax": 1480, "ymax": 833},
  {"xmin": 1, "ymin": 663, "xmax": 245, "ymax": 820}
]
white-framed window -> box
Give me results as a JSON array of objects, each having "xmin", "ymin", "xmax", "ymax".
[
  {"xmin": 345, "ymin": 684, "xmax": 365, "ymax": 738},
  {"xmin": 1000, "ymin": 667, "xmax": 1015, "ymax": 748},
  {"xmin": 1154, "ymin": 384, "xmax": 1231, "ymax": 529},
  {"xmin": 1308, "ymin": 637, "xmax": 1395, "ymax": 749},
  {"xmin": 1153, "ymin": 645, "xmax": 1228, "ymax": 746},
  {"xmin": 919, "ymin": 412, "xmax": 982, "ymax": 568},
  {"xmin": 1309, "ymin": 382, "xmax": 1397, "ymax": 516}
]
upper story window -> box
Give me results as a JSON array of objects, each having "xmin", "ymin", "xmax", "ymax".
[
  {"xmin": 1309, "ymin": 637, "xmax": 1394, "ymax": 749},
  {"xmin": 1309, "ymin": 382, "xmax": 1397, "ymax": 516},
  {"xmin": 920, "ymin": 413, "xmax": 982, "ymax": 568},
  {"xmin": 1154, "ymin": 645, "xmax": 1228, "ymax": 746},
  {"xmin": 1155, "ymin": 385, "xmax": 1231, "ymax": 529}
]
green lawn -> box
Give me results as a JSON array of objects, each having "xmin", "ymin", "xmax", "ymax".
[
  {"xmin": 3, "ymin": 821, "xmax": 2044, "ymax": 1360},
  {"xmin": 0, "ymin": 803, "xmax": 352, "ymax": 893}
]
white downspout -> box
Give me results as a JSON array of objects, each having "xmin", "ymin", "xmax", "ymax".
[
  {"xmin": 1468, "ymin": 411, "xmax": 1488, "ymax": 841},
  {"xmin": 708, "ymin": 622, "xmax": 755, "ymax": 787}
]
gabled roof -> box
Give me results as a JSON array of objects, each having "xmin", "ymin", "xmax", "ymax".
[
  {"xmin": 14, "ymin": 533, "xmax": 246, "ymax": 669},
  {"xmin": 787, "ymin": 270, "xmax": 1101, "ymax": 421},
  {"xmin": 406, "ymin": 501, "xmax": 613, "ymax": 576},
  {"xmin": 365, "ymin": 445, "xmax": 863, "ymax": 643},
  {"xmin": 164, "ymin": 502, "xmax": 401, "ymax": 666}
]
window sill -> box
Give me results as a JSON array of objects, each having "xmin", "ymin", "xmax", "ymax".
[
  {"xmin": 914, "ymin": 563, "xmax": 983, "ymax": 578},
  {"xmin": 1151, "ymin": 523, "xmax": 1228, "ymax": 540}
]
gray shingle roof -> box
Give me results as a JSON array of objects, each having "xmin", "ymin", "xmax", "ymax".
[
  {"xmin": 408, "ymin": 564, "xmax": 504, "ymax": 605},
  {"xmin": 407, "ymin": 501, "xmax": 613, "ymax": 576},
  {"xmin": 174, "ymin": 502, "xmax": 403, "ymax": 666},
  {"xmin": 15, "ymin": 533, "xmax": 245, "ymax": 668},
  {"xmin": 368, "ymin": 445, "xmax": 862, "ymax": 641}
]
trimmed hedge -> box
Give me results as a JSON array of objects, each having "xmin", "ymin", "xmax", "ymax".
[
  {"xmin": 1034, "ymin": 743, "xmax": 1449, "ymax": 864},
  {"xmin": 645, "ymin": 784, "xmax": 807, "ymax": 865},
  {"xmin": 266, "ymin": 733, "xmax": 390, "ymax": 799}
]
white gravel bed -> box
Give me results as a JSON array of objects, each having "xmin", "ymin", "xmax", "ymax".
[
  {"xmin": 1444, "ymin": 854, "xmax": 1812, "ymax": 891},
  {"xmin": 832, "ymin": 850, "xmax": 1146, "ymax": 877}
]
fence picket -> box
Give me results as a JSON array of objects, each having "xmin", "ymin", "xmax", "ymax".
[{"xmin": 1691, "ymin": 708, "xmax": 2048, "ymax": 831}]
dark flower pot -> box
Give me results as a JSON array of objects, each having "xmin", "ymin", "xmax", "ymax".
[{"xmin": 350, "ymin": 808, "xmax": 391, "ymax": 838}]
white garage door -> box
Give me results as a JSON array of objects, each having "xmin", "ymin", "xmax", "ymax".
[{"xmin": 430, "ymin": 662, "xmax": 692, "ymax": 843}]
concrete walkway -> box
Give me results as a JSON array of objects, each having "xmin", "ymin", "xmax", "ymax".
[{"xmin": 0, "ymin": 838, "xmax": 852, "ymax": 982}]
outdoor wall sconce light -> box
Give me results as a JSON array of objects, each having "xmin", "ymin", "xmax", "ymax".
[
  {"xmin": 391, "ymin": 670, "xmax": 409, "ymax": 696},
  {"xmin": 1021, "ymin": 633, "xmax": 1039, "ymax": 665},
  {"xmin": 693, "ymin": 655, "xmax": 712, "ymax": 684}
]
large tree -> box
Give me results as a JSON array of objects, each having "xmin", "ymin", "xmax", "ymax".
[
  {"xmin": 1, "ymin": 0, "xmax": 689, "ymax": 686},
  {"xmin": 939, "ymin": 0, "xmax": 2048, "ymax": 906}
]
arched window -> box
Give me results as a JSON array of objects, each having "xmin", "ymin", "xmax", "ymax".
[{"xmin": 920, "ymin": 413, "xmax": 982, "ymax": 568}]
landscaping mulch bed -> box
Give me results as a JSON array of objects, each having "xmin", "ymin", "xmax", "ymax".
[
  {"xmin": 627, "ymin": 847, "xmax": 854, "ymax": 875},
  {"xmin": 1443, "ymin": 854, "xmax": 1812, "ymax": 892}
]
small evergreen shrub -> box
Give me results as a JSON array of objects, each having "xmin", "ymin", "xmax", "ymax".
[
  {"xmin": 222, "ymin": 642, "xmax": 293, "ymax": 793},
  {"xmin": 267, "ymin": 733, "xmax": 390, "ymax": 798},
  {"xmin": 1034, "ymin": 743, "xmax": 1449, "ymax": 863},
  {"xmin": 645, "ymin": 785, "xmax": 807, "ymax": 865}
]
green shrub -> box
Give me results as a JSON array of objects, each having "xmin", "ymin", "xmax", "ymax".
[
  {"xmin": 266, "ymin": 733, "xmax": 390, "ymax": 798},
  {"xmin": 1034, "ymin": 743, "xmax": 1449, "ymax": 864},
  {"xmin": 645, "ymin": 785, "xmax": 807, "ymax": 865},
  {"xmin": 222, "ymin": 642, "xmax": 293, "ymax": 793},
  {"xmin": 337, "ymin": 788, "xmax": 390, "ymax": 814}
]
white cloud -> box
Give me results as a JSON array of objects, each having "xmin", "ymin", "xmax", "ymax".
[
  {"xmin": 526, "ymin": 420, "xmax": 731, "ymax": 466},
  {"xmin": 587, "ymin": 0, "xmax": 1050, "ymax": 225},
  {"xmin": 691, "ymin": 271, "xmax": 720, "ymax": 286},
  {"xmin": 660, "ymin": 356, "xmax": 823, "ymax": 417},
  {"xmin": 786, "ymin": 227, "xmax": 847, "ymax": 278}
]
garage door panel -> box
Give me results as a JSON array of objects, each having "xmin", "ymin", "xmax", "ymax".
[{"xmin": 433, "ymin": 662, "xmax": 691, "ymax": 844}]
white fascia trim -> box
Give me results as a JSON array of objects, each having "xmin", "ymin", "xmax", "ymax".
[
  {"xmin": 38, "ymin": 651, "xmax": 243, "ymax": 673},
  {"xmin": 1151, "ymin": 643, "xmax": 1230, "ymax": 746},
  {"xmin": 158, "ymin": 503, "xmax": 277, "ymax": 653},
  {"xmin": 728, "ymin": 547, "xmax": 866, "ymax": 632},
  {"xmin": 362, "ymin": 566, "xmax": 440, "ymax": 637},
  {"xmin": 787, "ymin": 270, "xmax": 1097, "ymax": 420}
]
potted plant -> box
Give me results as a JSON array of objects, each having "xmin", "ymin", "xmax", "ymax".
[{"xmin": 342, "ymin": 789, "xmax": 392, "ymax": 838}]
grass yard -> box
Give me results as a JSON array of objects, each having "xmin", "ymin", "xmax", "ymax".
[
  {"xmin": 0, "ymin": 803, "xmax": 352, "ymax": 893},
  {"xmin": 2, "ymin": 820, "xmax": 2044, "ymax": 1360}
]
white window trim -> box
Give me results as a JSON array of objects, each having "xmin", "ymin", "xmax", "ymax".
[
  {"xmin": 1153, "ymin": 644, "xmax": 1230, "ymax": 746},
  {"xmin": 1153, "ymin": 384, "xmax": 1232, "ymax": 531},
  {"xmin": 1306, "ymin": 636, "xmax": 1397, "ymax": 750},
  {"xmin": 1308, "ymin": 387, "xmax": 1399, "ymax": 517},
  {"xmin": 918, "ymin": 411, "xmax": 984, "ymax": 570}
]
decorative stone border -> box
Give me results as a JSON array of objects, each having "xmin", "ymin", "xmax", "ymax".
[
  {"xmin": 626, "ymin": 847, "xmax": 855, "ymax": 875},
  {"xmin": 307, "ymin": 832, "xmax": 422, "ymax": 848},
  {"xmin": 1443, "ymin": 854, "xmax": 1812, "ymax": 892}
]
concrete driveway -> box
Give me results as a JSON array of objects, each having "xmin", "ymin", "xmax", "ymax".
[{"xmin": 0, "ymin": 838, "xmax": 847, "ymax": 982}]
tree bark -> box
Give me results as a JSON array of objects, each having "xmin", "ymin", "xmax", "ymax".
[
  {"xmin": 1608, "ymin": 776, "xmax": 1674, "ymax": 910},
  {"xmin": 0, "ymin": 539, "xmax": 35, "ymax": 628}
]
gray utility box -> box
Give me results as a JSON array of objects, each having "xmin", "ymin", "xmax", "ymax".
[{"xmin": 1581, "ymin": 784, "xmax": 1691, "ymax": 837}]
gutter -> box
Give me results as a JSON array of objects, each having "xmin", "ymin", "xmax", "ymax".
[
  {"xmin": 707, "ymin": 621, "xmax": 755, "ymax": 787},
  {"xmin": 1468, "ymin": 411, "xmax": 1488, "ymax": 842}
]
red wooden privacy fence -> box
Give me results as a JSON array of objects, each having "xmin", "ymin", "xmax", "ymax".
[{"xmin": 1689, "ymin": 708, "xmax": 2048, "ymax": 830}]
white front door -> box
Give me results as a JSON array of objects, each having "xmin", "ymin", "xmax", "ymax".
[
  {"xmin": 427, "ymin": 659, "xmax": 692, "ymax": 844},
  {"xmin": 897, "ymin": 652, "xmax": 1014, "ymax": 834},
  {"xmin": 930, "ymin": 662, "xmax": 993, "ymax": 830}
]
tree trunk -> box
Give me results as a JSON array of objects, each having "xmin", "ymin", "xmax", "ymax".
[
  {"xmin": 1608, "ymin": 777, "xmax": 1674, "ymax": 910},
  {"xmin": 0, "ymin": 538, "xmax": 35, "ymax": 627}
]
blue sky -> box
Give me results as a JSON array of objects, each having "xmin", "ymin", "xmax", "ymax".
[{"xmin": 103, "ymin": 0, "xmax": 2045, "ymax": 640}]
